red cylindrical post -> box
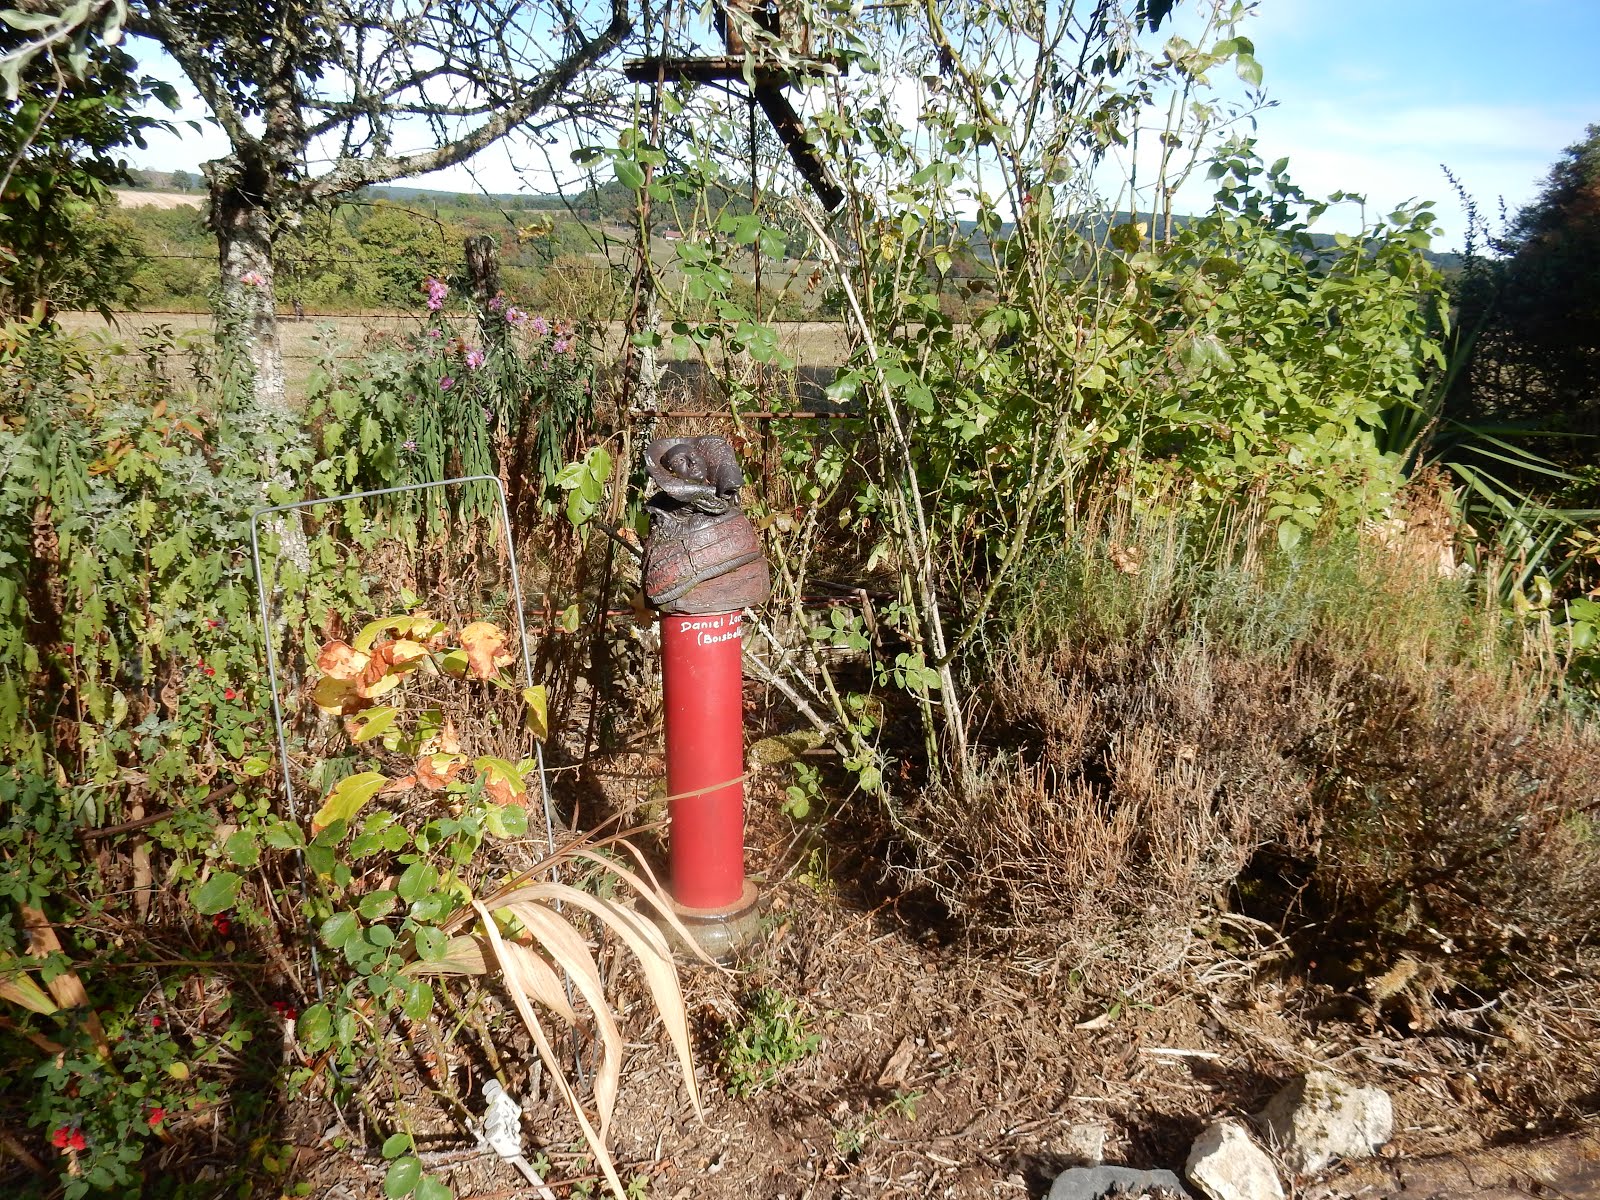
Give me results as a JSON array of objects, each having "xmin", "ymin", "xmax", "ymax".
[{"xmin": 660, "ymin": 610, "xmax": 747, "ymax": 910}]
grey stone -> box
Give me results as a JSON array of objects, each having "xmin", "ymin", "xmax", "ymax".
[
  {"xmin": 1061, "ymin": 1123, "xmax": 1109, "ymax": 1167},
  {"xmin": 1255, "ymin": 1070, "xmax": 1393, "ymax": 1174},
  {"xmin": 1186, "ymin": 1120, "xmax": 1285, "ymax": 1200},
  {"xmin": 1048, "ymin": 1164, "xmax": 1195, "ymax": 1200}
]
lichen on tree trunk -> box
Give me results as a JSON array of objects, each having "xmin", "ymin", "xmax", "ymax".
[{"xmin": 208, "ymin": 157, "xmax": 286, "ymax": 413}]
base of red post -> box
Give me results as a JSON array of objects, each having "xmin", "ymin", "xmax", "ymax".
[{"xmin": 662, "ymin": 879, "xmax": 762, "ymax": 963}]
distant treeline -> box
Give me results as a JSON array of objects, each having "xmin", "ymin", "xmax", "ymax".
[{"xmin": 107, "ymin": 172, "xmax": 1459, "ymax": 316}]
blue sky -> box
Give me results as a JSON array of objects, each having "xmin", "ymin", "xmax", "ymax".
[
  {"xmin": 122, "ymin": 0, "xmax": 1600, "ymax": 252},
  {"xmin": 1190, "ymin": 0, "xmax": 1600, "ymax": 247}
]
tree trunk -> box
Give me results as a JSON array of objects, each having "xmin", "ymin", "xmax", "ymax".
[{"xmin": 209, "ymin": 157, "xmax": 287, "ymax": 412}]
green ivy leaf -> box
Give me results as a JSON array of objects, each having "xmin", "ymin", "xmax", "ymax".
[
  {"xmin": 320, "ymin": 911, "xmax": 361, "ymax": 948},
  {"xmin": 384, "ymin": 1156, "xmax": 423, "ymax": 1198},
  {"xmin": 191, "ymin": 871, "xmax": 241, "ymax": 915}
]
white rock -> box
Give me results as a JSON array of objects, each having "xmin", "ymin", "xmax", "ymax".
[
  {"xmin": 1062, "ymin": 1122, "xmax": 1108, "ymax": 1166},
  {"xmin": 1186, "ymin": 1120, "xmax": 1285, "ymax": 1200},
  {"xmin": 1255, "ymin": 1071, "xmax": 1393, "ymax": 1174}
]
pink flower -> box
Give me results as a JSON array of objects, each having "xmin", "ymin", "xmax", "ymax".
[
  {"xmin": 465, "ymin": 347, "xmax": 485, "ymax": 370},
  {"xmin": 504, "ymin": 306, "xmax": 528, "ymax": 327},
  {"xmin": 438, "ymin": 375, "xmax": 455, "ymax": 391},
  {"xmin": 239, "ymin": 271, "xmax": 266, "ymax": 287},
  {"xmin": 426, "ymin": 328, "xmax": 443, "ymax": 340},
  {"xmin": 552, "ymin": 338, "xmax": 570, "ymax": 355},
  {"xmin": 487, "ymin": 293, "xmax": 505, "ymax": 312},
  {"xmin": 530, "ymin": 315, "xmax": 550, "ymax": 337},
  {"xmin": 423, "ymin": 277, "xmax": 449, "ymax": 311}
]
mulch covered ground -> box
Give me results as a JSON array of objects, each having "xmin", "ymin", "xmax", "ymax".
[{"xmin": 272, "ymin": 746, "xmax": 1599, "ymax": 1200}]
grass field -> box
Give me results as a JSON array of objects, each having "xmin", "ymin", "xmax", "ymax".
[{"xmin": 56, "ymin": 311, "xmax": 852, "ymax": 401}]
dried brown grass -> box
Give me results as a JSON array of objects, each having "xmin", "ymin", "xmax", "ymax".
[{"xmin": 895, "ymin": 500, "xmax": 1600, "ymax": 995}]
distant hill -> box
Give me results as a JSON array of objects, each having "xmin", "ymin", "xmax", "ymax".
[{"xmin": 122, "ymin": 171, "xmax": 1461, "ymax": 272}]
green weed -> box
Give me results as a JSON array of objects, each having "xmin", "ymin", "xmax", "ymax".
[{"xmin": 717, "ymin": 988, "xmax": 820, "ymax": 1097}]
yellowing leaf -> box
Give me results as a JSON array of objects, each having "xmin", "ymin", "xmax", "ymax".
[
  {"xmin": 345, "ymin": 706, "xmax": 399, "ymax": 744},
  {"xmin": 0, "ymin": 968, "xmax": 58, "ymax": 1015},
  {"xmin": 311, "ymin": 772, "xmax": 390, "ymax": 833},
  {"xmin": 460, "ymin": 621, "xmax": 514, "ymax": 680},
  {"xmin": 310, "ymin": 675, "xmax": 366, "ymax": 716},
  {"xmin": 352, "ymin": 639, "xmax": 427, "ymax": 699},
  {"xmin": 418, "ymin": 717, "xmax": 461, "ymax": 757},
  {"xmin": 355, "ymin": 670, "xmax": 404, "ymax": 701},
  {"xmin": 353, "ymin": 614, "xmax": 447, "ymax": 652},
  {"xmin": 475, "ymin": 756, "xmax": 527, "ymax": 806},
  {"xmin": 521, "ymin": 685, "xmax": 549, "ymax": 741}
]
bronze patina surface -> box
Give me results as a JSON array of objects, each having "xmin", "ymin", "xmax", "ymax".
[{"xmin": 642, "ymin": 436, "xmax": 771, "ymax": 614}]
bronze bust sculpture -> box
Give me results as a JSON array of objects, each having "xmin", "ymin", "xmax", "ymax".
[{"xmin": 642, "ymin": 436, "xmax": 771, "ymax": 614}]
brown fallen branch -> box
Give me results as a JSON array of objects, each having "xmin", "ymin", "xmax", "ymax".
[{"xmin": 82, "ymin": 783, "xmax": 239, "ymax": 840}]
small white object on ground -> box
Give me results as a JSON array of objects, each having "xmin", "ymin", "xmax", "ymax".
[
  {"xmin": 1186, "ymin": 1119, "xmax": 1285, "ymax": 1200},
  {"xmin": 473, "ymin": 1080, "xmax": 556, "ymax": 1200}
]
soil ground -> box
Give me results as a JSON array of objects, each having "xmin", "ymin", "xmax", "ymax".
[{"xmin": 256, "ymin": 738, "xmax": 1599, "ymax": 1200}]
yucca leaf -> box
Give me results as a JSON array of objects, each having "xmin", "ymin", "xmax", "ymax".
[
  {"xmin": 472, "ymin": 900, "xmax": 628, "ymax": 1200},
  {"xmin": 510, "ymin": 881, "xmax": 703, "ymax": 1118}
]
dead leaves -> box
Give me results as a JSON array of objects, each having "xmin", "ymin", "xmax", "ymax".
[
  {"xmin": 305, "ymin": 617, "xmax": 542, "ymax": 814},
  {"xmin": 312, "ymin": 618, "xmax": 516, "ymax": 719},
  {"xmin": 452, "ymin": 846, "xmax": 711, "ymax": 1200},
  {"xmin": 460, "ymin": 621, "xmax": 515, "ymax": 680}
]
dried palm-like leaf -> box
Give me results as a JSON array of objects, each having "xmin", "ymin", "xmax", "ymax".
[
  {"xmin": 505, "ymin": 901, "xmax": 622, "ymax": 1131},
  {"xmin": 503, "ymin": 880, "xmax": 703, "ymax": 1119},
  {"xmin": 473, "ymin": 900, "xmax": 628, "ymax": 1200},
  {"xmin": 499, "ymin": 939, "xmax": 577, "ymax": 1024}
]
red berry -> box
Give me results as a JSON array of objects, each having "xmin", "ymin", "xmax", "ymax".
[
  {"xmin": 202, "ymin": 666, "xmax": 215, "ymax": 677},
  {"xmin": 150, "ymin": 1016, "xmax": 162, "ymax": 1028},
  {"xmin": 51, "ymin": 1127, "xmax": 70, "ymax": 1149},
  {"xmin": 147, "ymin": 1107, "xmax": 166, "ymax": 1128},
  {"xmin": 69, "ymin": 1132, "xmax": 86, "ymax": 1151},
  {"xmin": 223, "ymin": 687, "xmax": 237, "ymax": 700}
]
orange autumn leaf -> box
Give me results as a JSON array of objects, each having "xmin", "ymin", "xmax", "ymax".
[
  {"xmin": 317, "ymin": 640, "xmax": 369, "ymax": 681},
  {"xmin": 419, "ymin": 717, "xmax": 462, "ymax": 757},
  {"xmin": 476, "ymin": 756, "xmax": 528, "ymax": 807},
  {"xmin": 355, "ymin": 638, "xmax": 429, "ymax": 699},
  {"xmin": 459, "ymin": 621, "xmax": 515, "ymax": 680},
  {"xmin": 415, "ymin": 752, "xmax": 467, "ymax": 792}
]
